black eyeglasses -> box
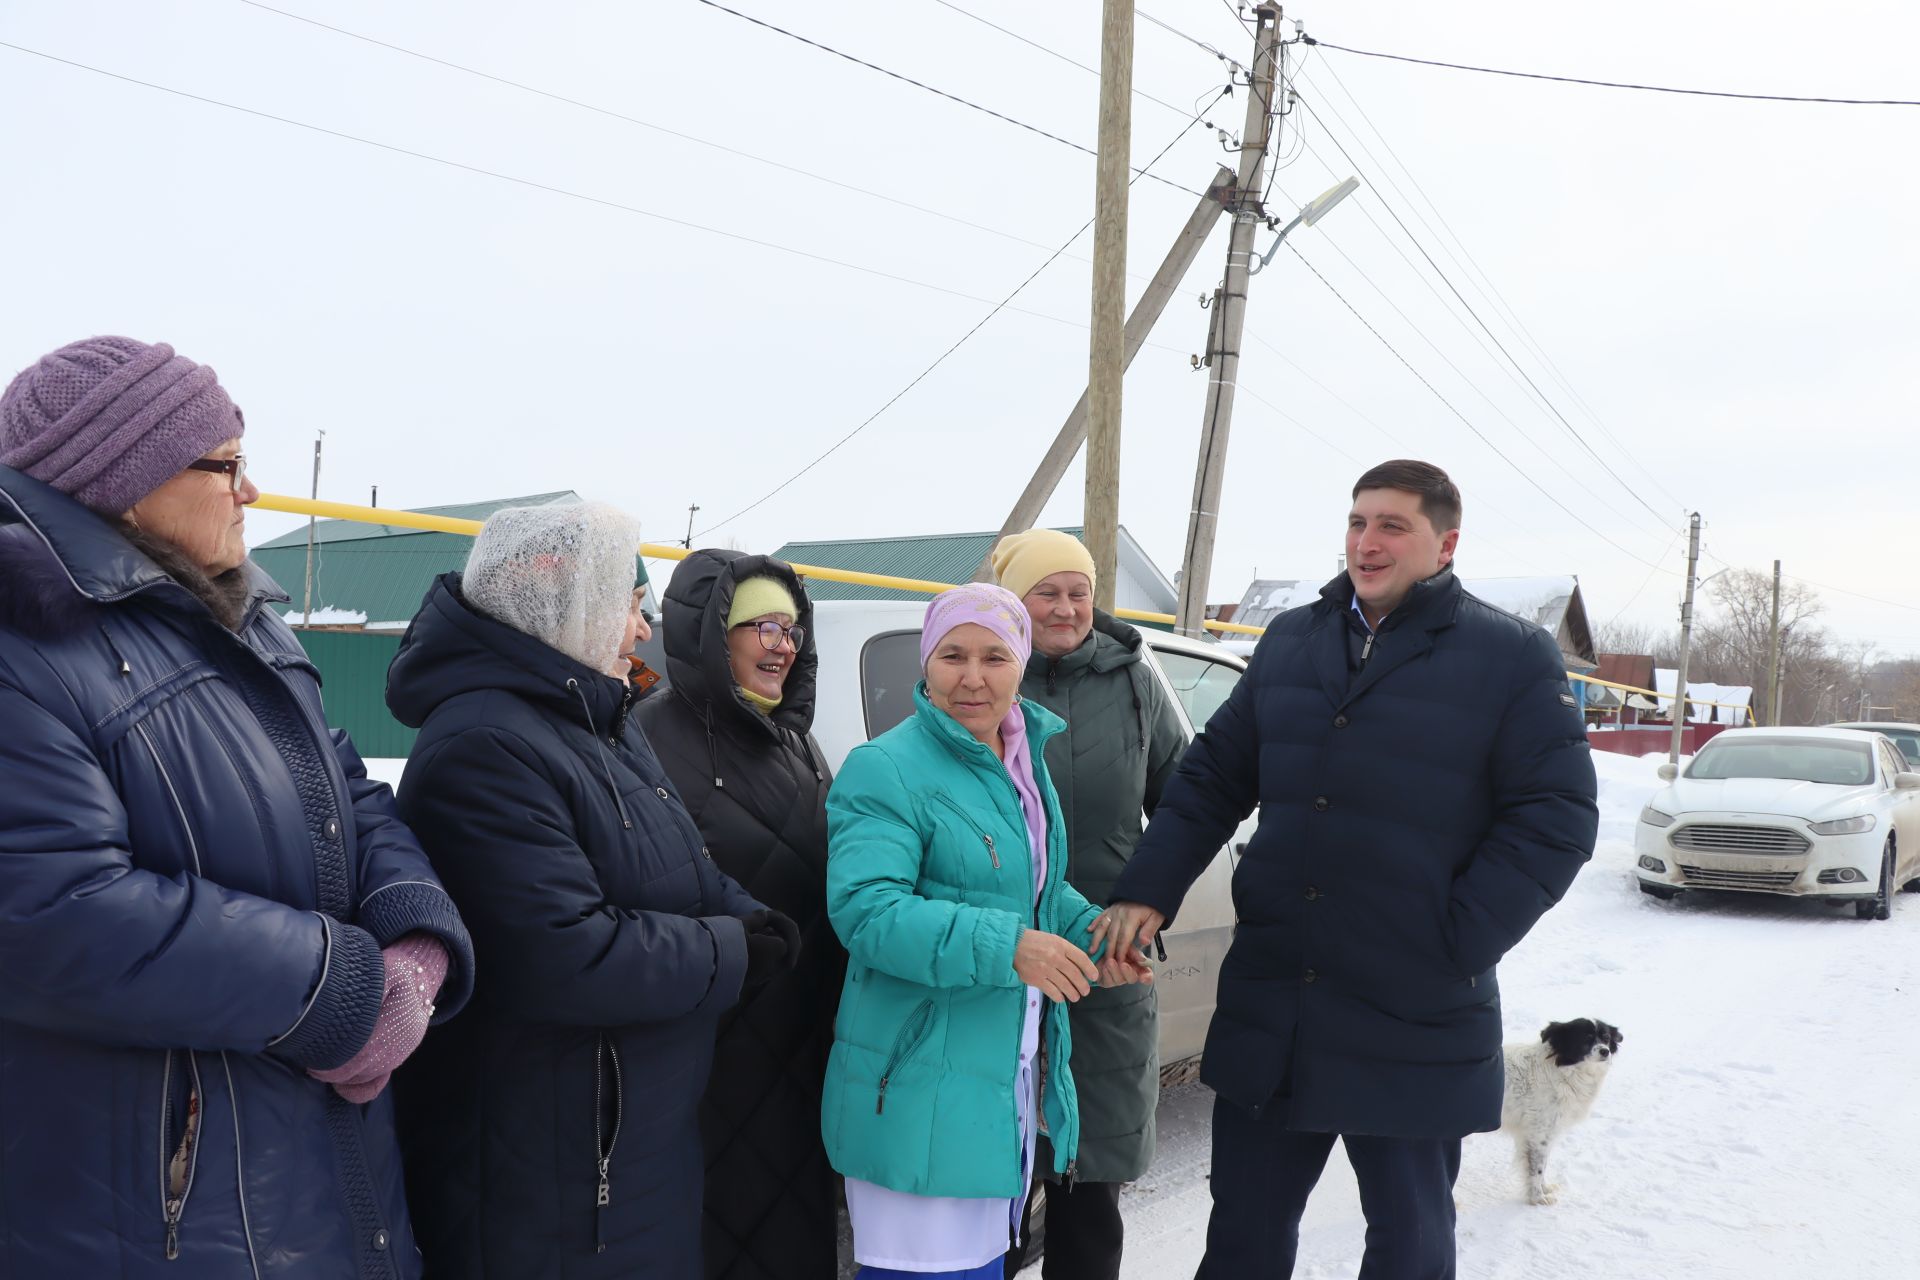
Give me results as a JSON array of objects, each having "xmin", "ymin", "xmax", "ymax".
[
  {"xmin": 185, "ymin": 454, "xmax": 248, "ymax": 493},
  {"xmin": 733, "ymin": 620, "xmax": 805, "ymax": 652}
]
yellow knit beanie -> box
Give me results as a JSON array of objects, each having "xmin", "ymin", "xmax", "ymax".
[{"xmin": 990, "ymin": 529, "xmax": 1097, "ymax": 601}]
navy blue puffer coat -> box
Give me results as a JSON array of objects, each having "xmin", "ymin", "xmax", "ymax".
[
  {"xmin": 1114, "ymin": 570, "xmax": 1597, "ymax": 1138},
  {"xmin": 0, "ymin": 466, "xmax": 475, "ymax": 1280},
  {"xmin": 387, "ymin": 574, "xmax": 762, "ymax": 1279}
]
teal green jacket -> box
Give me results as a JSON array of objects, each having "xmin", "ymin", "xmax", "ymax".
[{"xmin": 821, "ymin": 687, "xmax": 1105, "ymax": 1198}]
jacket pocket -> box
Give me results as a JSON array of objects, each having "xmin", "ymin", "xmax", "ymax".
[
  {"xmin": 159, "ymin": 1049, "xmax": 203, "ymax": 1261},
  {"xmin": 931, "ymin": 793, "xmax": 1001, "ymax": 869},
  {"xmin": 593, "ymin": 1032, "xmax": 624, "ymax": 1252},
  {"xmin": 875, "ymin": 998, "xmax": 936, "ymax": 1115}
]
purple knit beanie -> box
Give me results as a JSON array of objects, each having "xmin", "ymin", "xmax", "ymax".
[
  {"xmin": 0, "ymin": 336, "xmax": 245, "ymax": 516},
  {"xmin": 919, "ymin": 582, "xmax": 1033, "ymax": 673}
]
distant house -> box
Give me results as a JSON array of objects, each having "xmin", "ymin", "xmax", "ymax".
[
  {"xmin": 770, "ymin": 526, "xmax": 1178, "ymax": 616},
  {"xmin": 1586, "ymin": 653, "xmax": 1661, "ymax": 722},
  {"xmin": 251, "ymin": 490, "xmax": 583, "ymax": 629},
  {"xmin": 1227, "ymin": 574, "xmax": 1599, "ymax": 670},
  {"xmin": 248, "ymin": 490, "xmax": 583, "ymax": 755}
]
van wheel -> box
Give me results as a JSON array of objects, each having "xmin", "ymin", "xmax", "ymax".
[{"xmin": 1856, "ymin": 841, "xmax": 1894, "ymax": 920}]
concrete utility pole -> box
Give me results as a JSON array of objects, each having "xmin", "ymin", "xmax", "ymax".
[
  {"xmin": 1668, "ymin": 512, "xmax": 1703, "ymax": 765},
  {"xmin": 1083, "ymin": 0, "xmax": 1136, "ymax": 614},
  {"xmin": 1173, "ymin": 4, "xmax": 1287, "ymax": 636},
  {"xmin": 300, "ymin": 431, "xmax": 325, "ymax": 625},
  {"xmin": 975, "ymin": 167, "xmax": 1236, "ymax": 581},
  {"xmin": 1766, "ymin": 559, "xmax": 1782, "ymax": 726}
]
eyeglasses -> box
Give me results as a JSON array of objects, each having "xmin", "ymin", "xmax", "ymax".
[
  {"xmin": 733, "ymin": 620, "xmax": 805, "ymax": 652},
  {"xmin": 185, "ymin": 454, "xmax": 248, "ymax": 493}
]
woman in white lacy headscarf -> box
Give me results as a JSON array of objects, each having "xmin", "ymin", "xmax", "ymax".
[{"xmin": 385, "ymin": 502, "xmax": 798, "ymax": 1279}]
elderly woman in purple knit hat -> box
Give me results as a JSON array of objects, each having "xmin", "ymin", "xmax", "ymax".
[
  {"xmin": 0, "ymin": 336, "xmax": 473, "ymax": 1280},
  {"xmin": 821, "ymin": 583, "xmax": 1153, "ymax": 1279}
]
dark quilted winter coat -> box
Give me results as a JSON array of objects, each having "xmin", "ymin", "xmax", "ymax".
[
  {"xmin": 633, "ymin": 550, "xmax": 844, "ymax": 1280},
  {"xmin": 1113, "ymin": 570, "xmax": 1598, "ymax": 1138},
  {"xmin": 387, "ymin": 574, "xmax": 763, "ymax": 1279},
  {"xmin": 0, "ymin": 466, "xmax": 474, "ymax": 1280},
  {"xmin": 1021, "ymin": 612, "xmax": 1184, "ymax": 1184}
]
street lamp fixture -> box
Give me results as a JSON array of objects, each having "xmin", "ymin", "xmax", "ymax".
[{"xmin": 1250, "ymin": 176, "xmax": 1359, "ymax": 274}]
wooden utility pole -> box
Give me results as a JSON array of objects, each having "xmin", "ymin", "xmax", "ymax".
[
  {"xmin": 1173, "ymin": 4, "xmax": 1286, "ymax": 636},
  {"xmin": 1668, "ymin": 512, "xmax": 1702, "ymax": 764},
  {"xmin": 300, "ymin": 431, "xmax": 324, "ymax": 625},
  {"xmin": 975, "ymin": 168, "xmax": 1235, "ymax": 581},
  {"xmin": 683, "ymin": 503, "xmax": 700, "ymax": 550},
  {"xmin": 1083, "ymin": 0, "xmax": 1135, "ymax": 613},
  {"xmin": 1766, "ymin": 559, "xmax": 1782, "ymax": 726}
]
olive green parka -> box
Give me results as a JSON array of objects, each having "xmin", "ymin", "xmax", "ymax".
[{"xmin": 1024, "ymin": 611, "xmax": 1185, "ymax": 1183}]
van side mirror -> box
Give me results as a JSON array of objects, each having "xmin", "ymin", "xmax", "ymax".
[
  {"xmin": 1895, "ymin": 772, "xmax": 1920, "ymax": 791},
  {"xmin": 1656, "ymin": 762, "xmax": 1679, "ymax": 782}
]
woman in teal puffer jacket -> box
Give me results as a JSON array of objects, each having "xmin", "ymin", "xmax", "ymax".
[{"xmin": 822, "ymin": 584, "xmax": 1151, "ymax": 1279}]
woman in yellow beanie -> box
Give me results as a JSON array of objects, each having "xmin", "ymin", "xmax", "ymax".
[
  {"xmin": 634, "ymin": 550, "xmax": 845, "ymax": 1280},
  {"xmin": 989, "ymin": 529, "xmax": 1187, "ymax": 1280}
]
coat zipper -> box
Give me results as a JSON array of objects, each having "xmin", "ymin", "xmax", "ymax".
[
  {"xmin": 594, "ymin": 1033, "xmax": 624, "ymax": 1253},
  {"xmin": 932, "ymin": 793, "xmax": 1004, "ymax": 869},
  {"xmin": 1360, "ymin": 632, "xmax": 1375, "ymax": 666},
  {"xmin": 876, "ymin": 999, "xmax": 936, "ymax": 1115},
  {"xmin": 160, "ymin": 1050, "xmax": 204, "ymax": 1261}
]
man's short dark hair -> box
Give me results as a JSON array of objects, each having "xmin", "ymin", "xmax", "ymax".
[{"xmin": 1352, "ymin": 459, "xmax": 1462, "ymax": 533}]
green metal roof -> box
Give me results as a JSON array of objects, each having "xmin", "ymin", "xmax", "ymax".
[
  {"xmin": 250, "ymin": 491, "xmax": 581, "ymax": 622},
  {"xmin": 770, "ymin": 528, "xmax": 1089, "ymax": 603},
  {"xmin": 252, "ymin": 491, "xmax": 579, "ymax": 549}
]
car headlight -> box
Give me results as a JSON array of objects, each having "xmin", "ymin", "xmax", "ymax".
[
  {"xmin": 1809, "ymin": 814, "xmax": 1876, "ymax": 836},
  {"xmin": 1639, "ymin": 805, "xmax": 1675, "ymax": 828}
]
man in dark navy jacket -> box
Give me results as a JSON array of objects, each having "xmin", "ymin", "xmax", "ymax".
[{"xmin": 1097, "ymin": 460, "xmax": 1597, "ymax": 1278}]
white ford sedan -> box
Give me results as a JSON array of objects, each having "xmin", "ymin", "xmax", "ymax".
[{"xmin": 1634, "ymin": 727, "xmax": 1920, "ymax": 920}]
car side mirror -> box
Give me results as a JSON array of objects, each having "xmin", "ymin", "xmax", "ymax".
[
  {"xmin": 1895, "ymin": 772, "xmax": 1920, "ymax": 791},
  {"xmin": 1656, "ymin": 762, "xmax": 1679, "ymax": 782}
]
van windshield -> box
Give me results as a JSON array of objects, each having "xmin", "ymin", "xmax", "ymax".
[{"xmin": 1686, "ymin": 738, "xmax": 1873, "ymax": 786}]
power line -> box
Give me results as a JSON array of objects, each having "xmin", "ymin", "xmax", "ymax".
[
  {"xmin": 1303, "ymin": 54, "xmax": 1684, "ymax": 512},
  {"xmin": 695, "ymin": 93, "xmax": 1228, "ymax": 537},
  {"xmin": 1284, "ymin": 241, "xmax": 1670, "ymax": 572},
  {"xmin": 237, "ymin": 0, "xmax": 1089, "ymax": 261},
  {"xmin": 927, "ymin": 0, "xmax": 1222, "ymax": 126},
  {"xmin": 1303, "ymin": 37, "xmax": 1920, "ymax": 107},
  {"xmin": 0, "ymin": 39, "xmax": 1152, "ymax": 343},
  {"xmin": 1265, "ymin": 173, "xmax": 1673, "ymax": 548},
  {"xmin": 1287, "ymin": 91, "xmax": 1679, "ymax": 531},
  {"xmin": 691, "ymin": 0, "xmax": 1203, "ymax": 197},
  {"xmin": 1135, "ymin": 8, "xmax": 1245, "ymax": 72},
  {"xmin": 1605, "ymin": 528, "xmax": 1687, "ymax": 627}
]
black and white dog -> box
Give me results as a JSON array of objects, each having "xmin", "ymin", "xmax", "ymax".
[{"xmin": 1499, "ymin": 1018, "xmax": 1623, "ymax": 1205}]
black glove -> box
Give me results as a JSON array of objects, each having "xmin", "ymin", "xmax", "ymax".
[{"xmin": 739, "ymin": 909, "xmax": 802, "ymax": 989}]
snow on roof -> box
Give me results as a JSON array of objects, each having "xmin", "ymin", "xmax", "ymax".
[
  {"xmin": 1654, "ymin": 669, "xmax": 1755, "ymax": 725},
  {"xmin": 1464, "ymin": 576, "xmax": 1577, "ymax": 626},
  {"xmin": 283, "ymin": 607, "xmax": 369, "ymax": 627}
]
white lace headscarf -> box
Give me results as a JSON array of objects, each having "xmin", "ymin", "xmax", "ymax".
[{"xmin": 463, "ymin": 501, "xmax": 641, "ymax": 677}]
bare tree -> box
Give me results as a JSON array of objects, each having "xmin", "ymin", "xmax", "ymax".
[{"xmin": 1694, "ymin": 570, "xmax": 1825, "ymax": 722}]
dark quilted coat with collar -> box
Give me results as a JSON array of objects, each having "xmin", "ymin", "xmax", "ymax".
[
  {"xmin": 1113, "ymin": 570, "xmax": 1598, "ymax": 1138},
  {"xmin": 388, "ymin": 573, "xmax": 763, "ymax": 1279},
  {"xmin": 0, "ymin": 466, "xmax": 474, "ymax": 1280},
  {"xmin": 632, "ymin": 550, "xmax": 844, "ymax": 1280}
]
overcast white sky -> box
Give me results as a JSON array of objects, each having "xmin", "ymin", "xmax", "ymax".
[{"xmin": 2, "ymin": 0, "xmax": 1915, "ymax": 654}]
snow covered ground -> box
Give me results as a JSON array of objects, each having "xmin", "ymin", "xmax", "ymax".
[
  {"xmin": 370, "ymin": 751, "xmax": 1920, "ymax": 1277},
  {"xmin": 1110, "ymin": 751, "xmax": 1920, "ymax": 1279}
]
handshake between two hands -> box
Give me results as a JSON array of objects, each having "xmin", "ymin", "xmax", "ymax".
[{"xmin": 1014, "ymin": 901, "xmax": 1167, "ymax": 1005}]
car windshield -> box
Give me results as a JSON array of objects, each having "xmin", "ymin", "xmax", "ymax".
[{"xmin": 1686, "ymin": 737, "xmax": 1873, "ymax": 786}]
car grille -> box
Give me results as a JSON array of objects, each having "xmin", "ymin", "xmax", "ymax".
[
  {"xmin": 1678, "ymin": 864, "xmax": 1803, "ymax": 892},
  {"xmin": 1670, "ymin": 824, "xmax": 1812, "ymax": 856}
]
